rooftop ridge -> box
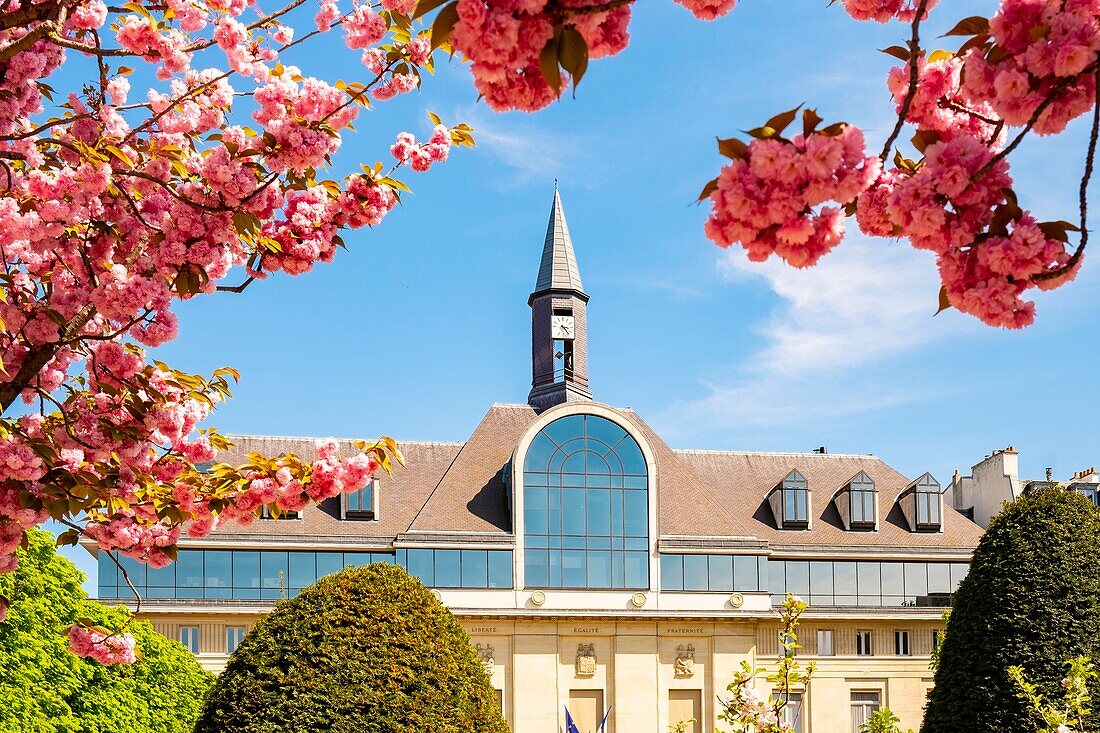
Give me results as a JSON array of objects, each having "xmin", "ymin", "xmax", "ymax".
[
  {"xmin": 672, "ymin": 448, "xmax": 880, "ymax": 459},
  {"xmin": 225, "ymin": 433, "xmax": 466, "ymax": 447}
]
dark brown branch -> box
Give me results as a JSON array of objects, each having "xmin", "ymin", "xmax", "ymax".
[
  {"xmin": 216, "ymin": 276, "xmax": 256, "ymax": 293},
  {"xmin": 1034, "ymin": 65, "xmax": 1100, "ymax": 283},
  {"xmin": 879, "ymin": 0, "xmax": 931, "ymax": 161}
]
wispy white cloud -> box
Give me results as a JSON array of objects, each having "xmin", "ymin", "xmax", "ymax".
[
  {"xmin": 658, "ymin": 234, "xmax": 971, "ymax": 434},
  {"xmin": 456, "ymin": 105, "xmax": 597, "ymax": 190}
]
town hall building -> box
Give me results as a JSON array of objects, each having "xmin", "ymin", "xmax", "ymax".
[{"xmin": 88, "ymin": 189, "xmax": 983, "ymax": 733}]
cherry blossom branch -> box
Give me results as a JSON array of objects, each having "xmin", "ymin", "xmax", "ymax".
[
  {"xmin": 976, "ymin": 58, "xmax": 1100, "ymax": 180},
  {"xmin": 1034, "ymin": 66, "xmax": 1100, "ymax": 283},
  {"xmin": 58, "ymin": 518, "xmax": 142, "ymax": 617},
  {"xmin": 558, "ymin": 0, "xmax": 633, "ymax": 17},
  {"xmin": 939, "ymin": 98, "xmax": 1001, "ymax": 127},
  {"xmin": 216, "ymin": 276, "xmax": 256, "ymax": 293},
  {"xmin": 183, "ymin": 0, "xmax": 309, "ymax": 53},
  {"xmin": 878, "ymin": 0, "xmax": 931, "ymax": 161},
  {"xmin": 0, "ymin": 3, "xmax": 68, "ymax": 63}
]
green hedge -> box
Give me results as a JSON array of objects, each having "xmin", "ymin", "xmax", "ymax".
[
  {"xmin": 0, "ymin": 529, "xmax": 212, "ymax": 733},
  {"xmin": 923, "ymin": 487, "xmax": 1100, "ymax": 733},
  {"xmin": 195, "ymin": 563, "xmax": 508, "ymax": 733}
]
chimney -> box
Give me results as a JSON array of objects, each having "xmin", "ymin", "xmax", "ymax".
[
  {"xmin": 1046, "ymin": 467, "xmax": 1053, "ymax": 483},
  {"xmin": 812, "ymin": 446, "xmax": 827, "ymax": 454}
]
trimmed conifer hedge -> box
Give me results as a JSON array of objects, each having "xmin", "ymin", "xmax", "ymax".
[
  {"xmin": 194, "ymin": 563, "xmax": 508, "ymax": 733},
  {"xmin": 923, "ymin": 486, "xmax": 1100, "ymax": 733}
]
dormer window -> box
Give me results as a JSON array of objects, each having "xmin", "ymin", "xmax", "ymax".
[
  {"xmin": 899, "ymin": 473, "xmax": 942, "ymax": 532},
  {"xmin": 343, "ymin": 478, "xmax": 378, "ymax": 520},
  {"xmin": 778, "ymin": 470, "xmax": 809, "ymax": 529},
  {"xmin": 915, "ymin": 475, "xmax": 941, "ymax": 529},
  {"xmin": 833, "ymin": 472, "xmax": 877, "ymax": 531}
]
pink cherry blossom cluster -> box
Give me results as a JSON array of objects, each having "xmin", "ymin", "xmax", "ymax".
[
  {"xmin": 448, "ymin": 0, "xmax": 632, "ymax": 112},
  {"xmin": 960, "ymin": 0, "xmax": 1100, "ymax": 135},
  {"xmin": 68, "ymin": 625, "xmax": 138, "ymax": 666},
  {"xmin": 839, "ymin": 0, "xmax": 938, "ymax": 23},
  {"xmin": 390, "ymin": 125, "xmax": 452, "ymax": 172},
  {"xmin": 887, "ymin": 55, "xmax": 1000, "ymax": 143},
  {"xmin": 672, "ymin": 0, "xmax": 736, "ymax": 21},
  {"xmin": 704, "ymin": 126, "xmax": 880, "ymax": 267},
  {"xmin": 856, "ymin": 136, "xmax": 1078, "ymax": 327}
]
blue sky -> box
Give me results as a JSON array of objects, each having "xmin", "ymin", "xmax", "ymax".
[{"xmin": 50, "ymin": 0, "xmax": 1100, "ymax": 588}]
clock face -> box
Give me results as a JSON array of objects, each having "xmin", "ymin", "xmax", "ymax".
[{"xmin": 551, "ymin": 315, "xmax": 575, "ymax": 339}]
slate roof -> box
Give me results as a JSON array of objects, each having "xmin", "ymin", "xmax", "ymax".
[
  {"xmin": 206, "ymin": 403, "xmax": 983, "ymax": 553},
  {"xmin": 532, "ymin": 188, "xmax": 585, "ymax": 298}
]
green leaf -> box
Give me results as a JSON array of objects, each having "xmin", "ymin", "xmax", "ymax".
[
  {"xmin": 717, "ymin": 137, "xmax": 748, "ymax": 161},
  {"xmin": 558, "ymin": 26, "xmax": 589, "ymax": 92},
  {"xmin": 539, "ymin": 37, "xmax": 562, "ymax": 96},
  {"xmin": 429, "ymin": 1, "xmax": 459, "ymax": 50},
  {"xmin": 944, "ymin": 15, "xmax": 990, "ymax": 37}
]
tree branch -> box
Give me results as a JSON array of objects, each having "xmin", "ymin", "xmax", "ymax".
[{"xmin": 879, "ymin": 0, "xmax": 931, "ymax": 161}]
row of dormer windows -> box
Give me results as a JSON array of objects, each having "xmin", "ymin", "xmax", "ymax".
[{"xmin": 772, "ymin": 470, "xmax": 944, "ymax": 532}]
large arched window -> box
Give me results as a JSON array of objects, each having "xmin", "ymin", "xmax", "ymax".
[{"xmin": 523, "ymin": 414, "xmax": 649, "ymax": 590}]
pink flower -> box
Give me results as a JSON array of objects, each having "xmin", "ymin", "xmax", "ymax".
[{"xmin": 69, "ymin": 625, "xmax": 138, "ymax": 665}]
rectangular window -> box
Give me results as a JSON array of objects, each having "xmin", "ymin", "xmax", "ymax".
[
  {"xmin": 226, "ymin": 626, "xmax": 246, "ymax": 654},
  {"xmin": 259, "ymin": 505, "xmax": 299, "ymax": 520},
  {"xmin": 567, "ymin": 689, "xmax": 604, "ymax": 733},
  {"xmin": 817, "ymin": 629, "xmax": 834, "ymax": 656},
  {"xmin": 932, "ymin": 630, "xmax": 943, "ymax": 652},
  {"xmin": 783, "ymin": 489, "xmax": 808, "ymax": 524},
  {"xmin": 669, "ymin": 689, "xmax": 701, "ymax": 733},
  {"xmin": 777, "ymin": 691, "xmax": 804, "ymax": 733},
  {"xmin": 345, "ymin": 479, "xmax": 376, "ymax": 520},
  {"xmin": 180, "ymin": 626, "xmax": 200, "ymax": 654},
  {"xmin": 851, "ymin": 489, "xmax": 875, "ymax": 526},
  {"xmin": 851, "ymin": 692, "xmax": 881, "ymax": 733},
  {"xmin": 856, "ymin": 630, "xmax": 873, "ymax": 657},
  {"xmin": 916, "ymin": 489, "xmax": 940, "ymax": 527},
  {"xmin": 894, "ymin": 630, "xmax": 911, "ymax": 656}
]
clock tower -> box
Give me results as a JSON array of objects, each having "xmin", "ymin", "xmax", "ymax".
[{"xmin": 528, "ymin": 186, "xmax": 592, "ymax": 411}]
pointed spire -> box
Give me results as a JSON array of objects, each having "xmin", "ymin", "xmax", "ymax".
[{"xmin": 531, "ymin": 186, "xmax": 586, "ymax": 302}]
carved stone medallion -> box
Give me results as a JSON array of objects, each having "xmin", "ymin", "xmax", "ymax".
[
  {"xmin": 575, "ymin": 643, "xmax": 597, "ymax": 677},
  {"xmin": 674, "ymin": 643, "xmax": 696, "ymax": 678}
]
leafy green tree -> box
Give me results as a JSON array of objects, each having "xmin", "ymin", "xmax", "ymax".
[
  {"xmin": 196, "ymin": 563, "xmax": 507, "ymax": 733},
  {"xmin": 923, "ymin": 487, "xmax": 1100, "ymax": 733},
  {"xmin": 0, "ymin": 529, "xmax": 212, "ymax": 733}
]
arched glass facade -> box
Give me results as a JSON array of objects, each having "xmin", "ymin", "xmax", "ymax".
[{"xmin": 523, "ymin": 414, "xmax": 649, "ymax": 589}]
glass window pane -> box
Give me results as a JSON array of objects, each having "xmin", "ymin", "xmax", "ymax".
[
  {"xmin": 587, "ymin": 551, "xmax": 611, "ymax": 588},
  {"xmin": 562, "ymin": 550, "xmax": 586, "ymax": 588},
  {"xmin": 289, "ymin": 552, "xmax": 316, "ymax": 591},
  {"xmin": 525, "ymin": 488, "xmax": 548, "ymax": 535},
  {"xmin": 810, "ymin": 561, "xmax": 833, "ymax": 597},
  {"xmin": 233, "ymin": 551, "xmax": 260, "ymax": 598},
  {"xmin": 785, "ymin": 561, "xmax": 810, "ymax": 596},
  {"xmin": 524, "ymin": 433, "xmax": 558, "ymax": 472},
  {"xmin": 834, "ymin": 562, "xmax": 857, "ymax": 595},
  {"xmin": 177, "ymin": 550, "xmax": 203, "ymax": 589},
  {"xmin": 857, "ymin": 562, "xmax": 880, "ymax": 603},
  {"xmin": 586, "ymin": 415, "xmax": 627, "ymax": 452},
  {"xmin": 623, "ymin": 491, "xmax": 647, "ymax": 537},
  {"xmin": 205, "ymin": 550, "xmax": 231, "ymax": 597},
  {"xmin": 661, "ymin": 554, "xmax": 684, "ymax": 591},
  {"xmin": 624, "ymin": 551, "xmax": 647, "ymax": 588},
  {"xmin": 526, "ymin": 549, "xmax": 548, "ymax": 587},
  {"xmin": 488, "ymin": 551, "xmax": 512, "ymax": 588},
  {"xmin": 587, "ymin": 489, "xmax": 611, "ymax": 536},
  {"xmin": 98, "ymin": 553, "xmax": 117, "ymax": 589},
  {"xmin": 406, "ymin": 549, "xmax": 434, "ymax": 585},
  {"xmin": 881, "ymin": 562, "xmax": 904, "ymax": 596},
  {"xmin": 461, "ymin": 550, "xmax": 488, "ymax": 588},
  {"xmin": 904, "ymin": 562, "xmax": 927, "ymax": 600},
  {"xmin": 683, "ymin": 554, "xmax": 709, "ymax": 591},
  {"xmin": 119, "ymin": 553, "xmax": 147, "ymax": 589},
  {"xmin": 928, "ymin": 563, "xmax": 951, "ymax": 594},
  {"xmin": 708, "ymin": 554, "xmax": 734, "ymax": 592},
  {"xmin": 316, "ymin": 552, "xmax": 343, "ymax": 579},
  {"xmin": 561, "ymin": 488, "xmax": 586, "ymax": 536},
  {"xmin": 769, "ymin": 561, "xmax": 786, "ymax": 599},
  {"xmin": 435, "ymin": 550, "xmax": 461, "ymax": 588},
  {"xmin": 146, "ymin": 561, "xmax": 175, "ymax": 589},
  {"xmin": 734, "ymin": 555, "xmax": 758, "ymax": 591},
  {"xmin": 261, "ymin": 551, "xmax": 288, "ymax": 599}
]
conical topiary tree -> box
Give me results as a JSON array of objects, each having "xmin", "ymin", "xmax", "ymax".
[
  {"xmin": 923, "ymin": 486, "xmax": 1100, "ymax": 733},
  {"xmin": 194, "ymin": 563, "xmax": 508, "ymax": 733}
]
